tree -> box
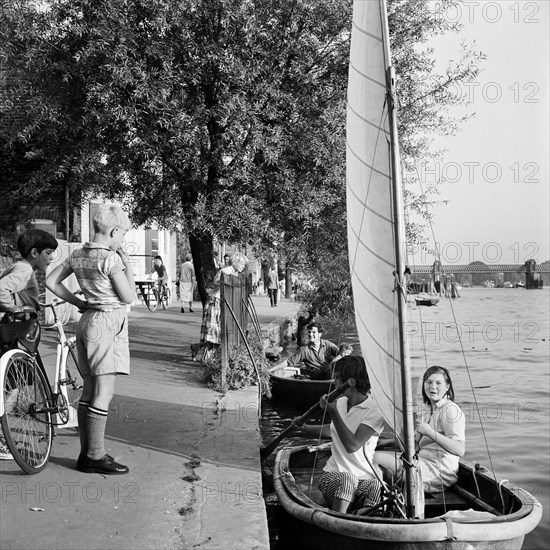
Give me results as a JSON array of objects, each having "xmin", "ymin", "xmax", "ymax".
[
  {"xmin": 1, "ymin": 0, "xmax": 352, "ymax": 303},
  {"xmin": 1, "ymin": 0, "xmax": 483, "ymax": 312},
  {"xmin": 274, "ymin": 0, "xmax": 485, "ymax": 317}
]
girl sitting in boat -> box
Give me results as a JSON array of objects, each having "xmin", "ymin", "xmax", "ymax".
[
  {"xmin": 300, "ymin": 355, "xmax": 385, "ymax": 513},
  {"xmin": 376, "ymin": 365, "xmax": 466, "ymax": 493}
]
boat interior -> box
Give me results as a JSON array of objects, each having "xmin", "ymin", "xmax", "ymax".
[{"xmin": 282, "ymin": 445, "xmax": 530, "ymax": 522}]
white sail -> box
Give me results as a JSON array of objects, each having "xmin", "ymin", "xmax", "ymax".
[{"xmin": 346, "ymin": 0, "xmax": 407, "ymax": 443}]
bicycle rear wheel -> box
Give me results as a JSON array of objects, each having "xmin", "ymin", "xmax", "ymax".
[
  {"xmin": 1, "ymin": 352, "xmax": 53, "ymax": 474},
  {"xmin": 161, "ymin": 286, "xmax": 171, "ymax": 309}
]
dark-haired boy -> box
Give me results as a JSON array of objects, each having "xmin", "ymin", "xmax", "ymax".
[
  {"xmin": 0, "ymin": 229, "xmax": 59, "ymax": 459},
  {"xmin": 0, "ymin": 229, "xmax": 59, "ymax": 317}
]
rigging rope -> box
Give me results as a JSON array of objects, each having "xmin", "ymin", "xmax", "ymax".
[{"xmin": 406, "ymin": 162, "xmax": 501, "ymax": 504}]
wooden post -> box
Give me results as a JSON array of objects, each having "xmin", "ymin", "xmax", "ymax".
[
  {"xmin": 285, "ymin": 265, "xmax": 292, "ymax": 299},
  {"xmin": 220, "ymin": 273, "xmax": 228, "ymax": 392}
]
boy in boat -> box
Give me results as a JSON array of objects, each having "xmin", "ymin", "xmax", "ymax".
[
  {"xmin": 299, "ymin": 355, "xmax": 385, "ymax": 513},
  {"xmin": 273, "ymin": 321, "xmax": 339, "ymax": 379},
  {"xmin": 46, "ymin": 204, "xmax": 135, "ymax": 475}
]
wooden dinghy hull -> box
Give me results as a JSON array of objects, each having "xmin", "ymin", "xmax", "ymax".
[
  {"xmin": 270, "ymin": 368, "xmax": 332, "ymax": 410},
  {"xmin": 274, "ymin": 445, "xmax": 543, "ymax": 550}
]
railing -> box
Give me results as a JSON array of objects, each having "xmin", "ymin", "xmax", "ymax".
[{"xmin": 219, "ymin": 272, "xmax": 253, "ymax": 391}]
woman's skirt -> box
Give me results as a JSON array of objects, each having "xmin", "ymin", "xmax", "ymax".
[
  {"xmin": 179, "ymin": 281, "xmax": 194, "ymax": 303},
  {"xmin": 200, "ymin": 297, "xmax": 221, "ymax": 344}
]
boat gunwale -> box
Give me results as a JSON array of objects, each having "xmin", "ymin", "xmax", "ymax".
[
  {"xmin": 273, "ymin": 445, "xmax": 543, "ymax": 542},
  {"xmin": 270, "ymin": 373, "xmax": 334, "ymax": 387}
]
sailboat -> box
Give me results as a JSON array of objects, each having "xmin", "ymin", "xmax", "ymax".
[{"xmin": 272, "ymin": 1, "xmax": 542, "ymax": 547}]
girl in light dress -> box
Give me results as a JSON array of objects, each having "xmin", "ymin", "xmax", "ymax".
[{"xmin": 376, "ymin": 365, "xmax": 466, "ymax": 493}]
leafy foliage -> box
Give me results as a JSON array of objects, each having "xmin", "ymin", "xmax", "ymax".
[
  {"xmin": 203, "ymin": 337, "xmax": 272, "ymax": 397},
  {"xmin": 1, "ymin": 0, "xmax": 484, "ymax": 313}
]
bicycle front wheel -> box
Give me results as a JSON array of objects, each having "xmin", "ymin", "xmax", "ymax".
[
  {"xmin": 1, "ymin": 352, "xmax": 53, "ymax": 474},
  {"xmin": 161, "ymin": 286, "xmax": 171, "ymax": 309},
  {"xmin": 146, "ymin": 286, "xmax": 158, "ymax": 312}
]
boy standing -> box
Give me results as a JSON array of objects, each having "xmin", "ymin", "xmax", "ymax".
[
  {"xmin": 0, "ymin": 229, "xmax": 59, "ymax": 460},
  {"xmin": 46, "ymin": 204, "xmax": 135, "ymax": 474}
]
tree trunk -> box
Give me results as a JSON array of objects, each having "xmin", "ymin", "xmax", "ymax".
[{"xmin": 189, "ymin": 232, "xmax": 217, "ymax": 307}]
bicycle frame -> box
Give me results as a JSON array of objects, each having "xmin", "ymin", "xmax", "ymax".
[
  {"xmin": 49, "ymin": 316, "xmax": 79, "ymax": 428},
  {"xmin": 0, "ymin": 299, "xmax": 80, "ymax": 423}
]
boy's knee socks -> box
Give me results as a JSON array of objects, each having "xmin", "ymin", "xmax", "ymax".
[
  {"xmin": 77, "ymin": 401, "xmax": 90, "ymax": 456},
  {"xmin": 86, "ymin": 405, "xmax": 109, "ymax": 460}
]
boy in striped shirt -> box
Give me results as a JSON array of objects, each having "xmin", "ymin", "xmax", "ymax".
[{"xmin": 46, "ymin": 204, "xmax": 135, "ymax": 475}]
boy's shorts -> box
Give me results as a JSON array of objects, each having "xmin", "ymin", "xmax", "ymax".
[{"xmin": 76, "ymin": 308, "xmax": 130, "ymax": 376}]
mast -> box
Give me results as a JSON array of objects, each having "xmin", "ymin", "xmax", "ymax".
[{"xmin": 379, "ymin": 0, "xmax": 419, "ymax": 518}]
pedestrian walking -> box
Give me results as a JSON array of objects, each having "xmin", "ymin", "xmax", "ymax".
[
  {"xmin": 178, "ymin": 253, "xmax": 195, "ymax": 313},
  {"xmin": 267, "ymin": 266, "xmax": 279, "ymax": 307}
]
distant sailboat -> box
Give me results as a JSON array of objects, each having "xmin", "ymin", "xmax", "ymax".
[{"xmin": 273, "ymin": 1, "xmax": 542, "ymax": 547}]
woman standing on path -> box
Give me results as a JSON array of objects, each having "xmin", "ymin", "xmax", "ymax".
[
  {"xmin": 197, "ymin": 252, "xmax": 248, "ymax": 360},
  {"xmin": 178, "ymin": 253, "xmax": 195, "ymax": 313}
]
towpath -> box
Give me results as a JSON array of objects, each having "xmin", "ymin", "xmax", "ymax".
[{"xmin": 0, "ymin": 294, "xmax": 300, "ymax": 550}]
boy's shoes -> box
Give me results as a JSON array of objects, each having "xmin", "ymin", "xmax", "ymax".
[
  {"xmin": 77, "ymin": 454, "xmax": 129, "ymax": 475},
  {"xmin": 189, "ymin": 309, "xmax": 194, "ymax": 313},
  {"xmin": 181, "ymin": 307, "xmax": 185, "ymax": 313},
  {"xmin": 0, "ymin": 437, "xmax": 14, "ymax": 460}
]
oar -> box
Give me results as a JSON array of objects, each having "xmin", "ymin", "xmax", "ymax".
[{"xmin": 260, "ymin": 380, "xmax": 352, "ymax": 460}]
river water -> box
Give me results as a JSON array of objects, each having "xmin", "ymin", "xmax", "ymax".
[{"xmin": 261, "ymin": 287, "xmax": 549, "ymax": 549}]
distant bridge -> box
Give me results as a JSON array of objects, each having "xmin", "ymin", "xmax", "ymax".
[{"xmin": 411, "ymin": 264, "xmax": 550, "ymax": 275}]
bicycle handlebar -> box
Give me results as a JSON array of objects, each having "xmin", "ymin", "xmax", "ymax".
[{"xmin": 39, "ymin": 290, "xmax": 84, "ymax": 309}]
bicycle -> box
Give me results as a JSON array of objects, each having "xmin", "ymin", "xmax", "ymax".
[{"xmin": 0, "ymin": 297, "xmax": 83, "ymax": 474}]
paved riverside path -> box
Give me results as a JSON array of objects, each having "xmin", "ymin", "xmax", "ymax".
[{"xmin": 0, "ymin": 295, "xmax": 301, "ymax": 550}]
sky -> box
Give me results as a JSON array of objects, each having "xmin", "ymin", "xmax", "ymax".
[{"xmin": 408, "ymin": 0, "xmax": 549, "ymax": 266}]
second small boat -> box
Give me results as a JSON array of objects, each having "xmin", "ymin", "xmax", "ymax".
[{"xmin": 270, "ymin": 365, "xmax": 332, "ymax": 411}]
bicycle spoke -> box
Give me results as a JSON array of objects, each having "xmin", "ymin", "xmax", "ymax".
[{"xmin": 2, "ymin": 353, "xmax": 53, "ymax": 474}]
